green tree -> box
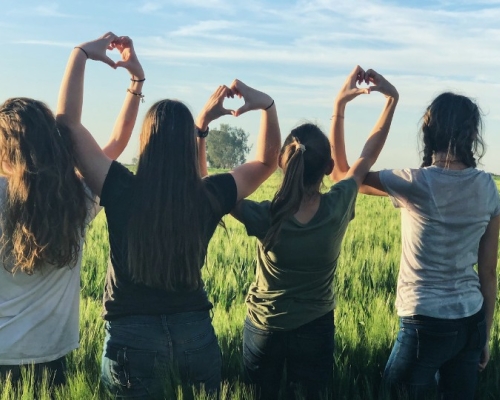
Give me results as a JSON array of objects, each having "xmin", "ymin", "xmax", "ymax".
[{"xmin": 206, "ymin": 124, "xmax": 251, "ymax": 169}]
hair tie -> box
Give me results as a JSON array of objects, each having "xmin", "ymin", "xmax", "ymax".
[{"xmin": 292, "ymin": 137, "xmax": 306, "ymax": 153}]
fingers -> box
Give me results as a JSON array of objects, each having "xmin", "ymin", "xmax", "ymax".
[
  {"xmin": 102, "ymin": 55, "xmax": 117, "ymax": 69},
  {"xmin": 115, "ymin": 60, "xmax": 127, "ymax": 69},
  {"xmin": 101, "ymin": 32, "xmax": 118, "ymax": 48},
  {"xmin": 349, "ymin": 65, "xmax": 366, "ymax": 86},
  {"xmin": 217, "ymin": 85, "xmax": 232, "ymax": 98},
  {"xmin": 230, "ymin": 79, "xmax": 245, "ymax": 98},
  {"xmin": 102, "ymin": 31, "xmax": 118, "ymax": 41},
  {"xmin": 232, "ymin": 103, "xmax": 250, "ymax": 117},
  {"xmin": 365, "ymin": 69, "xmax": 380, "ymax": 84},
  {"xmin": 356, "ymin": 87, "xmax": 370, "ymax": 95}
]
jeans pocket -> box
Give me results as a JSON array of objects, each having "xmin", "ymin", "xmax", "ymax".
[
  {"xmin": 103, "ymin": 346, "xmax": 158, "ymax": 393},
  {"xmin": 183, "ymin": 335, "xmax": 221, "ymax": 392},
  {"xmin": 398, "ymin": 325, "xmax": 458, "ymax": 367},
  {"xmin": 466, "ymin": 318, "xmax": 487, "ymax": 351},
  {"xmin": 243, "ymin": 320, "xmax": 276, "ymax": 368}
]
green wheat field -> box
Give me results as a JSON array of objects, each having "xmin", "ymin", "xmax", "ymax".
[{"xmin": 1, "ymin": 171, "xmax": 499, "ymax": 399}]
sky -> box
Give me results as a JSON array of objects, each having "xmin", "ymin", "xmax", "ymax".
[{"xmin": 1, "ymin": 0, "xmax": 500, "ymax": 172}]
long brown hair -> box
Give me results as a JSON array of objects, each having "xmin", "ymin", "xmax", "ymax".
[
  {"xmin": 420, "ymin": 92, "xmax": 484, "ymax": 167},
  {"xmin": 0, "ymin": 98, "xmax": 88, "ymax": 274},
  {"xmin": 127, "ymin": 99, "xmax": 219, "ymax": 291},
  {"xmin": 263, "ymin": 123, "xmax": 331, "ymax": 251}
]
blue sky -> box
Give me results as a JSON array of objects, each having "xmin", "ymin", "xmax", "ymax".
[{"xmin": 2, "ymin": 0, "xmax": 500, "ymax": 172}]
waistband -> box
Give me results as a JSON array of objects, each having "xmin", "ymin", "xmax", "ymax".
[{"xmin": 401, "ymin": 302, "xmax": 485, "ymax": 325}]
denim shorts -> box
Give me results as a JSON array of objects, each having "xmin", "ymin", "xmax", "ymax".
[
  {"xmin": 101, "ymin": 311, "xmax": 221, "ymax": 399},
  {"xmin": 382, "ymin": 305, "xmax": 487, "ymax": 400}
]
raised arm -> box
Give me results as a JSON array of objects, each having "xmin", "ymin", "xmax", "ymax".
[
  {"xmin": 477, "ymin": 214, "xmax": 500, "ymax": 372},
  {"xmin": 330, "ymin": 66, "xmax": 398, "ymax": 194},
  {"xmin": 195, "ymin": 85, "xmax": 233, "ymax": 177},
  {"xmin": 228, "ymin": 80, "xmax": 281, "ymax": 201},
  {"xmin": 102, "ymin": 36, "xmax": 145, "ymax": 160},
  {"xmin": 56, "ymin": 33, "xmax": 118, "ymax": 196}
]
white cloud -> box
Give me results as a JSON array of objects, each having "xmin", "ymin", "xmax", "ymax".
[
  {"xmin": 13, "ymin": 39, "xmax": 74, "ymax": 47},
  {"xmin": 138, "ymin": 2, "xmax": 164, "ymax": 13},
  {"xmin": 34, "ymin": 3, "xmax": 74, "ymax": 18}
]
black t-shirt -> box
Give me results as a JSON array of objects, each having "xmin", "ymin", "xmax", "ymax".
[{"xmin": 99, "ymin": 161, "xmax": 237, "ymax": 320}]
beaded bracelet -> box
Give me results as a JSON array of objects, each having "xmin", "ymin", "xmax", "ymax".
[{"xmin": 127, "ymin": 88, "xmax": 145, "ymax": 103}]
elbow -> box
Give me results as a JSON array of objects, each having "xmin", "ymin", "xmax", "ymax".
[
  {"xmin": 102, "ymin": 142, "xmax": 126, "ymax": 161},
  {"xmin": 260, "ymin": 152, "xmax": 279, "ymax": 173},
  {"xmin": 331, "ymin": 167, "xmax": 348, "ymax": 182}
]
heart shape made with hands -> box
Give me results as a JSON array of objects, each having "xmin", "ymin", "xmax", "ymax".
[
  {"xmin": 354, "ymin": 68, "xmax": 380, "ymax": 91},
  {"xmin": 205, "ymin": 81, "xmax": 273, "ymax": 118},
  {"xmin": 222, "ymin": 96, "xmax": 246, "ymax": 117}
]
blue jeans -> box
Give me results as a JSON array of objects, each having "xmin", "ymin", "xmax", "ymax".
[
  {"xmin": 382, "ymin": 306, "xmax": 487, "ymax": 400},
  {"xmin": 101, "ymin": 311, "xmax": 221, "ymax": 399},
  {"xmin": 243, "ymin": 311, "xmax": 334, "ymax": 400}
]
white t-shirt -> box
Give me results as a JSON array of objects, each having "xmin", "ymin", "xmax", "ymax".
[
  {"xmin": 380, "ymin": 167, "xmax": 500, "ymax": 319},
  {"xmin": 0, "ymin": 178, "xmax": 100, "ymax": 364}
]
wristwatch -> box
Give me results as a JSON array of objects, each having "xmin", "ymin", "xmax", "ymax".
[{"xmin": 196, "ymin": 126, "xmax": 209, "ymax": 138}]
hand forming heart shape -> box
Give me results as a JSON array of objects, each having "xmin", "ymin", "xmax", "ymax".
[
  {"xmin": 336, "ymin": 65, "xmax": 399, "ymax": 104},
  {"xmin": 196, "ymin": 79, "xmax": 274, "ymax": 130}
]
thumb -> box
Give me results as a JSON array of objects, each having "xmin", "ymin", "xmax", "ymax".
[
  {"xmin": 369, "ymin": 85, "xmax": 383, "ymax": 93},
  {"xmin": 222, "ymin": 108, "xmax": 233, "ymax": 116},
  {"xmin": 232, "ymin": 103, "xmax": 251, "ymax": 117},
  {"xmin": 102, "ymin": 56, "xmax": 117, "ymax": 69},
  {"xmin": 115, "ymin": 60, "xmax": 128, "ymax": 69},
  {"xmin": 356, "ymin": 88, "xmax": 370, "ymax": 95}
]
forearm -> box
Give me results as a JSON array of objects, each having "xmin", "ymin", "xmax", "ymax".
[
  {"xmin": 56, "ymin": 48, "xmax": 87, "ymax": 126},
  {"xmin": 477, "ymin": 215, "xmax": 500, "ymax": 342},
  {"xmin": 195, "ymin": 112, "xmax": 211, "ymax": 177},
  {"xmin": 103, "ymin": 79, "xmax": 144, "ymax": 160},
  {"xmin": 329, "ymin": 101, "xmax": 349, "ymax": 181},
  {"xmin": 254, "ymin": 103, "xmax": 280, "ymax": 170},
  {"xmin": 197, "ymin": 137, "xmax": 208, "ymax": 177},
  {"xmin": 480, "ymin": 276, "xmax": 497, "ymax": 341},
  {"xmin": 359, "ymin": 97, "xmax": 398, "ymax": 164}
]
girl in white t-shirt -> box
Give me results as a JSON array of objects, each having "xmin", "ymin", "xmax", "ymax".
[
  {"xmin": 0, "ymin": 36, "xmax": 144, "ymax": 389},
  {"xmin": 332, "ymin": 91, "xmax": 499, "ymax": 399}
]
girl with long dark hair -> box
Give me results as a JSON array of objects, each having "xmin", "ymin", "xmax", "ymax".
[
  {"xmin": 332, "ymin": 89, "xmax": 499, "ymax": 399},
  {"xmin": 230, "ymin": 66, "xmax": 399, "ymax": 399},
  {"xmin": 0, "ymin": 36, "xmax": 144, "ymax": 387},
  {"xmin": 56, "ymin": 33, "xmax": 281, "ymax": 398}
]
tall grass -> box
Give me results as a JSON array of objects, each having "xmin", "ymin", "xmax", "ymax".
[{"xmin": 1, "ymin": 172, "xmax": 499, "ymax": 399}]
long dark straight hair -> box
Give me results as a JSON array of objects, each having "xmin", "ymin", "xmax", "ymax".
[
  {"xmin": 420, "ymin": 92, "xmax": 484, "ymax": 167},
  {"xmin": 263, "ymin": 123, "xmax": 331, "ymax": 251},
  {"xmin": 127, "ymin": 99, "xmax": 218, "ymax": 291},
  {"xmin": 0, "ymin": 98, "xmax": 88, "ymax": 274}
]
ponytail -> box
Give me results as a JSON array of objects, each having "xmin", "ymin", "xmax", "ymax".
[{"xmin": 262, "ymin": 137, "xmax": 306, "ymax": 251}]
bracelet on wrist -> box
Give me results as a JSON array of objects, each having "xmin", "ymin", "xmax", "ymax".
[
  {"xmin": 131, "ymin": 77, "xmax": 146, "ymax": 82},
  {"xmin": 127, "ymin": 88, "xmax": 145, "ymax": 103},
  {"xmin": 196, "ymin": 126, "xmax": 209, "ymax": 138},
  {"xmin": 330, "ymin": 114, "xmax": 344, "ymax": 120},
  {"xmin": 264, "ymin": 99, "xmax": 274, "ymax": 110},
  {"xmin": 74, "ymin": 47, "xmax": 89, "ymax": 59}
]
